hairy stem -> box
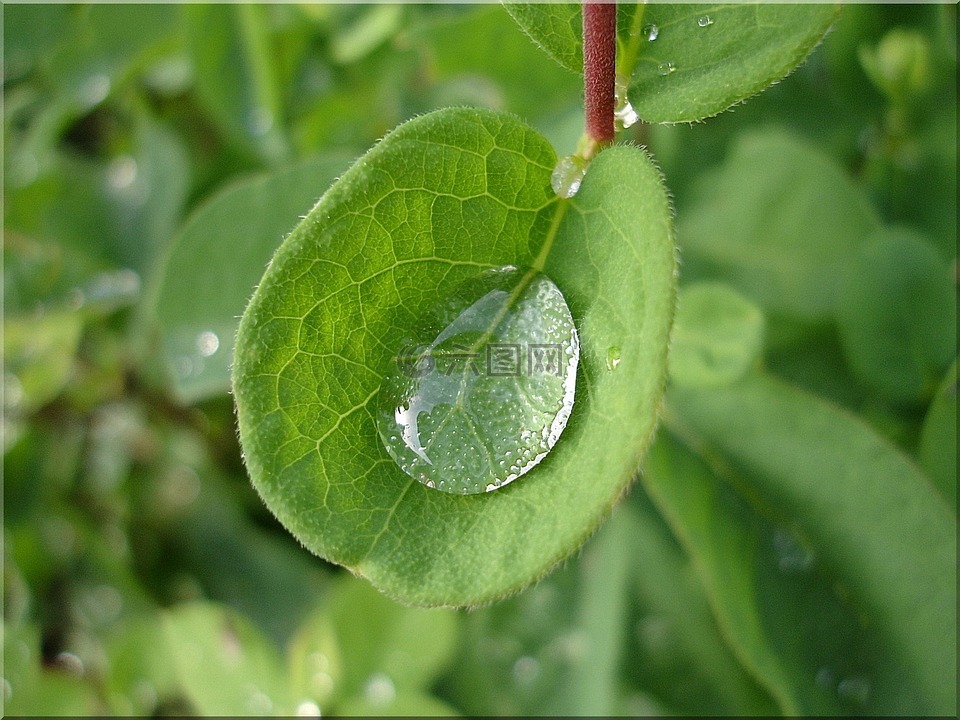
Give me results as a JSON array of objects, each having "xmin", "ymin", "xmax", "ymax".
[{"xmin": 583, "ymin": 1, "xmax": 617, "ymax": 148}]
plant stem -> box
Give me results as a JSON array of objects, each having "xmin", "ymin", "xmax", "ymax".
[{"xmin": 583, "ymin": 1, "xmax": 617, "ymax": 150}]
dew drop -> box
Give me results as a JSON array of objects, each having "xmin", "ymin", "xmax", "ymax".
[
  {"xmin": 772, "ymin": 527, "xmax": 815, "ymax": 573},
  {"xmin": 195, "ymin": 330, "xmax": 220, "ymax": 357},
  {"xmin": 376, "ymin": 266, "xmax": 579, "ymax": 495},
  {"xmin": 606, "ymin": 346, "xmax": 622, "ymax": 371},
  {"xmin": 837, "ymin": 675, "xmax": 871, "ymax": 706},
  {"xmin": 614, "ymin": 81, "xmax": 639, "ymax": 131},
  {"xmin": 697, "ymin": 15, "xmax": 714, "ymax": 27},
  {"xmin": 657, "ymin": 61, "xmax": 676, "ymax": 76},
  {"xmin": 363, "ymin": 672, "xmax": 396, "ymax": 706},
  {"xmin": 642, "ymin": 24, "xmax": 659, "ymax": 42},
  {"xmin": 551, "ymin": 155, "xmax": 588, "ymax": 199},
  {"xmin": 512, "ymin": 655, "xmax": 541, "ymax": 686}
]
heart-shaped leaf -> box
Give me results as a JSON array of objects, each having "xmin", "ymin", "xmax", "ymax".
[
  {"xmin": 504, "ymin": 3, "xmax": 840, "ymax": 123},
  {"xmin": 232, "ymin": 108, "xmax": 676, "ymax": 606}
]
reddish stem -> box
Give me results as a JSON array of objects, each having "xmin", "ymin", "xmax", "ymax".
[{"xmin": 583, "ymin": 1, "xmax": 617, "ymax": 145}]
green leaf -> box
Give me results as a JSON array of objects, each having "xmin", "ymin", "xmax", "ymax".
[
  {"xmin": 502, "ymin": 3, "xmax": 582, "ymax": 75},
  {"xmin": 626, "ymin": 494, "xmax": 779, "ymax": 715},
  {"xmin": 919, "ymin": 360, "xmax": 958, "ymax": 508},
  {"xmin": 666, "ymin": 373, "xmax": 957, "ymax": 715},
  {"xmin": 669, "ymin": 281, "xmax": 764, "ymax": 388},
  {"xmin": 104, "ymin": 613, "xmax": 179, "ymax": 715},
  {"xmin": 678, "ymin": 128, "xmax": 882, "ymax": 321},
  {"xmin": 836, "ymin": 227, "xmax": 956, "ymax": 403},
  {"xmin": 232, "ymin": 107, "xmax": 676, "ymax": 605},
  {"xmin": 444, "ymin": 508, "xmax": 646, "ymax": 715},
  {"xmin": 3, "ymin": 311, "xmax": 84, "ymax": 415},
  {"xmin": 183, "ymin": 4, "xmax": 289, "ymax": 163},
  {"xmin": 163, "ymin": 601, "xmax": 289, "ymax": 715},
  {"xmin": 324, "ymin": 575, "xmax": 459, "ymax": 703},
  {"xmin": 2, "ymin": 624, "xmax": 101, "ymax": 715},
  {"xmin": 5, "ymin": 115, "xmax": 189, "ymax": 275},
  {"xmin": 406, "ymin": 5, "xmax": 582, "ymax": 149},
  {"xmin": 330, "ymin": 4, "xmax": 405, "ymax": 65},
  {"xmin": 286, "ymin": 605, "xmax": 343, "ymax": 711},
  {"xmin": 150, "ymin": 153, "xmax": 352, "ymax": 403},
  {"xmin": 336, "ymin": 691, "xmax": 461, "ymax": 717},
  {"xmin": 623, "ymin": 4, "xmax": 840, "ymax": 123},
  {"xmin": 503, "ymin": 3, "xmax": 839, "ymax": 123},
  {"xmin": 643, "ymin": 431, "xmax": 932, "ymax": 715},
  {"xmin": 560, "ymin": 507, "xmax": 633, "ymax": 715}
]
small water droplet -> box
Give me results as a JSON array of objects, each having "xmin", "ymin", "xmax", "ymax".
[
  {"xmin": 815, "ymin": 665, "xmax": 837, "ymax": 689},
  {"xmin": 245, "ymin": 688, "xmax": 273, "ymax": 714},
  {"xmin": 53, "ymin": 651, "xmax": 84, "ymax": 676},
  {"xmin": 773, "ymin": 527, "xmax": 815, "ymax": 572},
  {"xmin": 363, "ymin": 672, "xmax": 396, "ymax": 706},
  {"xmin": 606, "ymin": 346, "xmax": 622, "ymax": 371},
  {"xmin": 551, "ymin": 154, "xmax": 588, "ymax": 198},
  {"xmin": 697, "ymin": 15, "xmax": 714, "ymax": 27},
  {"xmin": 377, "ymin": 266, "xmax": 579, "ymax": 495},
  {"xmin": 837, "ymin": 675, "xmax": 871, "ymax": 706},
  {"xmin": 642, "ymin": 24, "xmax": 659, "ymax": 41},
  {"xmin": 512, "ymin": 655, "xmax": 541, "ymax": 686},
  {"xmin": 195, "ymin": 330, "xmax": 220, "ymax": 357},
  {"xmin": 614, "ymin": 81, "xmax": 639, "ymax": 131},
  {"xmin": 107, "ymin": 155, "xmax": 138, "ymax": 190},
  {"xmin": 657, "ymin": 61, "xmax": 676, "ymax": 76},
  {"xmin": 296, "ymin": 699, "xmax": 322, "ymax": 717},
  {"xmin": 247, "ymin": 106, "xmax": 275, "ymax": 137},
  {"xmin": 78, "ymin": 73, "xmax": 110, "ymax": 107}
]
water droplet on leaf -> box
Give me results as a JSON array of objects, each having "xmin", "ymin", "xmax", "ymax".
[
  {"xmin": 614, "ymin": 81, "xmax": 639, "ymax": 131},
  {"xmin": 772, "ymin": 527, "xmax": 815, "ymax": 572},
  {"xmin": 837, "ymin": 675, "xmax": 871, "ymax": 706},
  {"xmin": 512, "ymin": 655, "xmax": 541, "ymax": 686},
  {"xmin": 551, "ymin": 155, "xmax": 588, "ymax": 198},
  {"xmin": 697, "ymin": 15, "xmax": 714, "ymax": 27},
  {"xmin": 606, "ymin": 346, "xmax": 622, "ymax": 371},
  {"xmin": 642, "ymin": 24, "xmax": 659, "ymax": 42},
  {"xmin": 657, "ymin": 62, "xmax": 676, "ymax": 76},
  {"xmin": 377, "ymin": 266, "xmax": 579, "ymax": 495}
]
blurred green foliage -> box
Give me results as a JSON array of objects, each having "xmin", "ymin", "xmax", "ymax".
[{"xmin": 3, "ymin": 3, "xmax": 956, "ymax": 716}]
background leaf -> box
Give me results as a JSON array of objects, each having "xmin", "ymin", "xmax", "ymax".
[
  {"xmin": 502, "ymin": 3, "xmax": 582, "ymax": 75},
  {"xmin": 836, "ymin": 227, "xmax": 956, "ymax": 404},
  {"xmin": 668, "ymin": 281, "xmax": 764, "ymax": 388},
  {"xmin": 163, "ymin": 601, "xmax": 289, "ymax": 715},
  {"xmin": 678, "ymin": 128, "xmax": 881, "ymax": 321},
  {"xmin": 503, "ymin": 3, "xmax": 839, "ymax": 123},
  {"xmin": 232, "ymin": 107, "xmax": 676, "ymax": 605},
  {"xmin": 665, "ymin": 373, "xmax": 957, "ymax": 715},
  {"xmin": 623, "ymin": 4, "xmax": 840, "ymax": 123},
  {"xmin": 918, "ymin": 360, "xmax": 958, "ymax": 508},
  {"xmin": 183, "ymin": 5, "xmax": 289, "ymax": 163},
  {"xmin": 150, "ymin": 153, "xmax": 353, "ymax": 403}
]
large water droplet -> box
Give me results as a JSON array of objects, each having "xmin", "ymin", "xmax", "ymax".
[
  {"xmin": 657, "ymin": 61, "xmax": 676, "ymax": 76},
  {"xmin": 377, "ymin": 266, "xmax": 579, "ymax": 495},
  {"xmin": 642, "ymin": 24, "xmax": 659, "ymax": 42},
  {"xmin": 614, "ymin": 81, "xmax": 639, "ymax": 131},
  {"xmin": 551, "ymin": 155, "xmax": 588, "ymax": 198},
  {"xmin": 697, "ymin": 15, "xmax": 714, "ymax": 27}
]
